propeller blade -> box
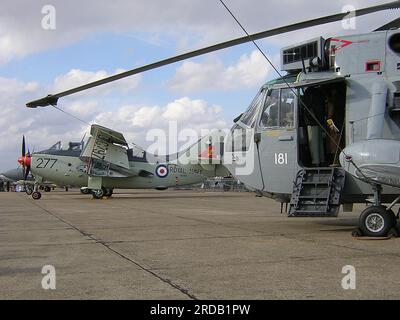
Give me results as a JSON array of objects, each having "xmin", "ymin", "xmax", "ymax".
[
  {"xmin": 24, "ymin": 165, "xmax": 30, "ymax": 181},
  {"xmin": 22, "ymin": 135, "xmax": 26, "ymax": 157},
  {"xmin": 26, "ymin": 1, "xmax": 400, "ymax": 109}
]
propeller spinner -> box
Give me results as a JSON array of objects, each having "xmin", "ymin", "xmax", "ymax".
[{"xmin": 17, "ymin": 136, "xmax": 31, "ymax": 180}]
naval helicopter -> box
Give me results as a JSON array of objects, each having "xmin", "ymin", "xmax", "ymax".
[{"xmin": 25, "ymin": 1, "xmax": 400, "ymax": 237}]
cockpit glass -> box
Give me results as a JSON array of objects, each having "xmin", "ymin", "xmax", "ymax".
[
  {"xmin": 49, "ymin": 141, "xmax": 62, "ymax": 151},
  {"xmin": 239, "ymin": 89, "xmax": 265, "ymax": 127},
  {"xmin": 130, "ymin": 144, "xmax": 145, "ymax": 159},
  {"xmin": 68, "ymin": 142, "xmax": 83, "ymax": 151},
  {"xmin": 260, "ymin": 89, "xmax": 280, "ymax": 128}
]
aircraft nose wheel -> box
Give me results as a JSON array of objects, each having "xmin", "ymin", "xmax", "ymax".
[
  {"xmin": 359, "ymin": 206, "xmax": 397, "ymax": 237},
  {"xmin": 25, "ymin": 187, "xmax": 33, "ymax": 195},
  {"xmin": 32, "ymin": 191, "xmax": 42, "ymax": 200}
]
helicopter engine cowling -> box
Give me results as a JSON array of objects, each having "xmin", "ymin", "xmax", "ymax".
[{"xmin": 340, "ymin": 139, "xmax": 400, "ymax": 188}]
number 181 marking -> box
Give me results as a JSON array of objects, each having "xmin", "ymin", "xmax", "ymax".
[{"xmin": 274, "ymin": 153, "xmax": 288, "ymax": 165}]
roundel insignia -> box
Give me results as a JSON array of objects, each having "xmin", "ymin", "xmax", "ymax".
[{"xmin": 156, "ymin": 165, "xmax": 169, "ymax": 178}]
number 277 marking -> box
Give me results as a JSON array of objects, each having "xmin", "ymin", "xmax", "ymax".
[
  {"xmin": 36, "ymin": 158, "xmax": 58, "ymax": 169},
  {"xmin": 274, "ymin": 153, "xmax": 288, "ymax": 165}
]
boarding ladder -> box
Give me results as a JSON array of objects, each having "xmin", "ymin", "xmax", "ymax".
[{"xmin": 288, "ymin": 167, "xmax": 346, "ymax": 217}]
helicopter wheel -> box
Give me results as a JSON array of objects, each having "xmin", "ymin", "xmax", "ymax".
[
  {"xmin": 359, "ymin": 206, "xmax": 397, "ymax": 237},
  {"xmin": 44, "ymin": 186, "xmax": 51, "ymax": 192},
  {"xmin": 92, "ymin": 188, "xmax": 106, "ymax": 199},
  {"xmin": 32, "ymin": 191, "xmax": 42, "ymax": 200}
]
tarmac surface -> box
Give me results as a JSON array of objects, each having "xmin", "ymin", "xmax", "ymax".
[{"xmin": 1, "ymin": 189, "xmax": 400, "ymax": 300}]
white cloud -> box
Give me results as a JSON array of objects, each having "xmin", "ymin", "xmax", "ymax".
[
  {"xmin": 0, "ymin": 0, "xmax": 398, "ymax": 66},
  {"xmin": 0, "ymin": 73, "xmax": 228, "ymax": 170},
  {"xmin": 52, "ymin": 68, "xmax": 141, "ymax": 97},
  {"xmin": 169, "ymin": 50, "xmax": 271, "ymax": 92},
  {"xmin": 93, "ymin": 97, "xmax": 227, "ymax": 140}
]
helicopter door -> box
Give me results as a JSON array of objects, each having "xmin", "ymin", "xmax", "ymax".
[
  {"xmin": 225, "ymin": 89, "xmax": 266, "ymax": 191},
  {"xmin": 256, "ymin": 88, "xmax": 297, "ymax": 194}
]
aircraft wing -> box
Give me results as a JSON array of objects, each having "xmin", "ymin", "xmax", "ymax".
[{"xmin": 80, "ymin": 125, "xmax": 138, "ymax": 178}]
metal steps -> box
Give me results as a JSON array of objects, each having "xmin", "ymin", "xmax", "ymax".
[{"xmin": 288, "ymin": 167, "xmax": 346, "ymax": 217}]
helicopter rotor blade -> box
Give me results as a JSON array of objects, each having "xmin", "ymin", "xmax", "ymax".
[
  {"xmin": 374, "ymin": 16, "xmax": 400, "ymax": 31},
  {"xmin": 26, "ymin": 1, "xmax": 400, "ymax": 109}
]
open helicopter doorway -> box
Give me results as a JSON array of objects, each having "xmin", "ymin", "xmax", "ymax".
[{"xmin": 297, "ymin": 81, "xmax": 347, "ymax": 168}]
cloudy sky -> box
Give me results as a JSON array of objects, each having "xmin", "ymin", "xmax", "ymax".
[{"xmin": 0, "ymin": 0, "xmax": 398, "ymax": 170}]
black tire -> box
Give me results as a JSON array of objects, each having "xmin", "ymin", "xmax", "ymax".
[
  {"xmin": 25, "ymin": 187, "xmax": 33, "ymax": 196},
  {"xmin": 104, "ymin": 188, "xmax": 114, "ymax": 197},
  {"xmin": 44, "ymin": 186, "xmax": 51, "ymax": 192},
  {"xmin": 388, "ymin": 228, "xmax": 399, "ymax": 238},
  {"xmin": 92, "ymin": 188, "xmax": 106, "ymax": 199},
  {"xmin": 80, "ymin": 188, "xmax": 91, "ymax": 195},
  {"xmin": 32, "ymin": 191, "xmax": 42, "ymax": 200},
  {"xmin": 359, "ymin": 206, "xmax": 396, "ymax": 237},
  {"xmin": 351, "ymin": 228, "xmax": 363, "ymax": 238}
]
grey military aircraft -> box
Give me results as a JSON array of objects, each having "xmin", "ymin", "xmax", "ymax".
[
  {"xmin": 25, "ymin": 1, "xmax": 400, "ymax": 237},
  {"xmin": 1, "ymin": 136, "xmax": 59, "ymax": 194},
  {"xmin": 18, "ymin": 124, "xmax": 228, "ymax": 200}
]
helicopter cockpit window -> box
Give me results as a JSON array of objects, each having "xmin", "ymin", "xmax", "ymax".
[
  {"xmin": 239, "ymin": 90, "xmax": 265, "ymax": 128},
  {"xmin": 260, "ymin": 89, "xmax": 280, "ymax": 128},
  {"xmin": 259, "ymin": 88, "xmax": 295, "ymax": 129},
  {"xmin": 280, "ymin": 88, "xmax": 295, "ymax": 128}
]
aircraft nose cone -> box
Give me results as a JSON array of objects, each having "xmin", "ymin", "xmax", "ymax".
[{"xmin": 17, "ymin": 155, "xmax": 31, "ymax": 167}]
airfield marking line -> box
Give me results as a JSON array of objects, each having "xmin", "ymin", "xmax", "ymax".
[
  {"xmin": 24, "ymin": 197, "xmax": 198, "ymax": 300},
  {"xmin": 105, "ymin": 233, "xmax": 274, "ymax": 244}
]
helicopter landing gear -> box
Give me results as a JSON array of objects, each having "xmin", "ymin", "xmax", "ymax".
[
  {"xmin": 359, "ymin": 206, "xmax": 397, "ymax": 237},
  {"xmin": 356, "ymin": 185, "xmax": 399, "ymax": 238}
]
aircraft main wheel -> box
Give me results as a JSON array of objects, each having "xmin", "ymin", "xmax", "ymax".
[
  {"xmin": 104, "ymin": 188, "xmax": 114, "ymax": 197},
  {"xmin": 44, "ymin": 186, "xmax": 51, "ymax": 192},
  {"xmin": 359, "ymin": 206, "xmax": 396, "ymax": 237},
  {"xmin": 32, "ymin": 191, "xmax": 42, "ymax": 200},
  {"xmin": 80, "ymin": 188, "xmax": 91, "ymax": 195},
  {"xmin": 92, "ymin": 188, "xmax": 106, "ymax": 199}
]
